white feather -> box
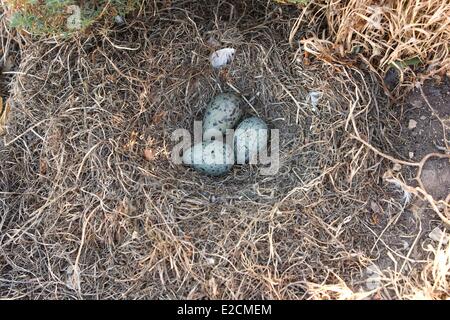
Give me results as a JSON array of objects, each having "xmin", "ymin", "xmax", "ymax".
[
  {"xmin": 386, "ymin": 178, "xmax": 413, "ymax": 204},
  {"xmin": 210, "ymin": 48, "xmax": 236, "ymax": 69}
]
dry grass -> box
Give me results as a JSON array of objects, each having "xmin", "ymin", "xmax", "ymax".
[
  {"xmin": 292, "ymin": 0, "xmax": 450, "ymax": 93},
  {"xmin": 0, "ymin": 0, "xmax": 449, "ymax": 299},
  {"xmin": 305, "ymin": 241, "xmax": 450, "ymax": 300}
]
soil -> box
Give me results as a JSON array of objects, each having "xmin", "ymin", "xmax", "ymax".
[
  {"xmin": 397, "ymin": 77, "xmax": 450, "ymax": 201},
  {"xmin": 355, "ymin": 77, "xmax": 450, "ymax": 293}
]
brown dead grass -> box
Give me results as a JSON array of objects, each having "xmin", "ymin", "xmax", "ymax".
[
  {"xmin": 306, "ymin": 240, "xmax": 450, "ymax": 300},
  {"xmin": 292, "ymin": 0, "xmax": 450, "ymax": 94},
  {"xmin": 0, "ymin": 0, "xmax": 449, "ymax": 299}
]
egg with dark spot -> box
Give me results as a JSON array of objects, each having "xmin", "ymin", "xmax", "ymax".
[
  {"xmin": 182, "ymin": 140, "xmax": 234, "ymax": 176},
  {"xmin": 234, "ymin": 117, "xmax": 268, "ymax": 164},
  {"xmin": 203, "ymin": 93, "xmax": 243, "ymax": 140}
]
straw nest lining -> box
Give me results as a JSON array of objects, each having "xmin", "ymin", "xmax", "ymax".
[{"xmin": 0, "ymin": 1, "xmax": 446, "ymax": 299}]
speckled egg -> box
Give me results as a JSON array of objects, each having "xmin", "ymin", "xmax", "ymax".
[
  {"xmin": 182, "ymin": 140, "xmax": 234, "ymax": 176},
  {"xmin": 234, "ymin": 117, "xmax": 268, "ymax": 164},
  {"xmin": 203, "ymin": 93, "xmax": 243, "ymax": 139}
]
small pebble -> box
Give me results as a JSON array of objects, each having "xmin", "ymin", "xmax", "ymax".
[
  {"xmin": 115, "ymin": 15, "xmax": 125, "ymax": 25},
  {"xmin": 429, "ymin": 227, "xmax": 449, "ymax": 244},
  {"xmin": 408, "ymin": 119, "xmax": 417, "ymax": 130}
]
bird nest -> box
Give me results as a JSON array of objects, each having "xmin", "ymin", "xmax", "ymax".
[{"xmin": 1, "ymin": 0, "xmax": 449, "ymax": 299}]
